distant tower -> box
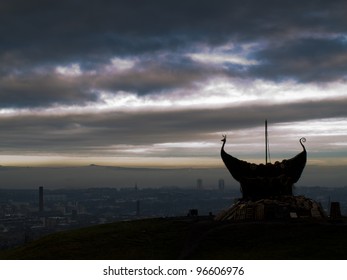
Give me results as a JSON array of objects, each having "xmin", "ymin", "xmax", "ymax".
[
  {"xmin": 197, "ymin": 179, "xmax": 203, "ymax": 190},
  {"xmin": 39, "ymin": 186, "xmax": 44, "ymax": 213},
  {"xmin": 136, "ymin": 200, "xmax": 140, "ymax": 217},
  {"xmin": 218, "ymin": 179, "xmax": 225, "ymax": 191},
  {"xmin": 330, "ymin": 202, "xmax": 341, "ymax": 220}
]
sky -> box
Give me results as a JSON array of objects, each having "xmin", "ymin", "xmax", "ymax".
[{"xmin": 1, "ymin": 0, "xmax": 347, "ymax": 188}]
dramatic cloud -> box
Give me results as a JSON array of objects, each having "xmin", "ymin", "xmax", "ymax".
[
  {"xmin": 1, "ymin": 0, "xmax": 347, "ymax": 187},
  {"xmin": 251, "ymin": 37, "xmax": 347, "ymax": 82}
]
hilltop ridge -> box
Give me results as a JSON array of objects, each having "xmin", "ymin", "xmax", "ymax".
[{"xmin": 1, "ymin": 217, "xmax": 347, "ymax": 260}]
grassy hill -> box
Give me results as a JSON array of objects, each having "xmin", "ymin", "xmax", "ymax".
[{"xmin": 1, "ymin": 217, "xmax": 347, "ymax": 259}]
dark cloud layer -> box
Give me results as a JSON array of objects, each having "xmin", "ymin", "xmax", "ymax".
[
  {"xmin": 1, "ymin": 1, "xmax": 347, "ymax": 108},
  {"xmin": 1, "ymin": 0, "xmax": 347, "ymax": 180},
  {"xmin": 2, "ymin": 0, "xmax": 345, "ymax": 51},
  {"xmin": 0, "ymin": 73, "xmax": 99, "ymax": 108},
  {"xmin": 252, "ymin": 38, "xmax": 347, "ymax": 82}
]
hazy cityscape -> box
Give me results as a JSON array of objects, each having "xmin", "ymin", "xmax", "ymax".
[{"xmin": 0, "ymin": 179, "xmax": 346, "ymax": 250}]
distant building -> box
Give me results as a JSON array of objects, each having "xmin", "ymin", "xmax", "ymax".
[
  {"xmin": 136, "ymin": 200, "xmax": 140, "ymax": 217},
  {"xmin": 197, "ymin": 179, "xmax": 203, "ymax": 190},
  {"xmin": 187, "ymin": 209, "xmax": 198, "ymax": 216},
  {"xmin": 39, "ymin": 186, "xmax": 44, "ymax": 213},
  {"xmin": 218, "ymin": 179, "xmax": 225, "ymax": 191},
  {"xmin": 330, "ymin": 202, "xmax": 342, "ymax": 219}
]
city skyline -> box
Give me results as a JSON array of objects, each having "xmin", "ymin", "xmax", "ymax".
[{"xmin": 1, "ymin": 1, "xmax": 347, "ymax": 187}]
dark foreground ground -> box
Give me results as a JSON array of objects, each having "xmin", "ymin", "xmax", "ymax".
[{"xmin": 0, "ymin": 217, "xmax": 347, "ymax": 259}]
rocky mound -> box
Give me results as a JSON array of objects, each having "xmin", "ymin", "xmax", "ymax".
[{"xmin": 215, "ymin": 195, "xmax": 326, "ymax": 221}]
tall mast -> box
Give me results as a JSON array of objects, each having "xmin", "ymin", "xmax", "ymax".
[{"xmin": 265, "ymin": 119, "xmax": 268, "ymax": 164}]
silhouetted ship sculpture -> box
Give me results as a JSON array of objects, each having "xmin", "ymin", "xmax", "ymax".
[
  {"xmin": 216, "ymin": 121, "xmax": 325, "ymax": 221},
  {"xmin": 221, "ymin": 136, "xmax": 306, "ymax": 200}
]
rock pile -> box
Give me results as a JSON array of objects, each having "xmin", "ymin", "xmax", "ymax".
[{"xmin": 215, "ymin": 195, "xmax": 326, "ymax": 221}]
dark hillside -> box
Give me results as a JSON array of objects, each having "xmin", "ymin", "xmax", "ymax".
[{"xmin": 1, "ymin": 217, "xmax": 347, "ymax": 259}]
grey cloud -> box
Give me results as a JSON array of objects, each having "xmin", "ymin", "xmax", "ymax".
[
  {"xmin": 2, "ymin": 1, "xmax": 347, "ymax": 67},
  {"xmin": 0, "ymin": 73, "xmax": 99, "ymax": 108},
  {"xmin": 1, "ymin": 0, "xmax": 347, "ymax": 108},
  {"xmin": 0, "ymin": 97, "xmax": 346, "ymax": 155},
  {"xmin": 250, "ymin": 38, "xmax": 347, "ymax": 82},
  {"xmin": 0, "ymin": 55, "xmax": 219, "ymax": 108},
  {"xmin": 96, "ymin": 56, "xmax": 215, "ymax": 95}
]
